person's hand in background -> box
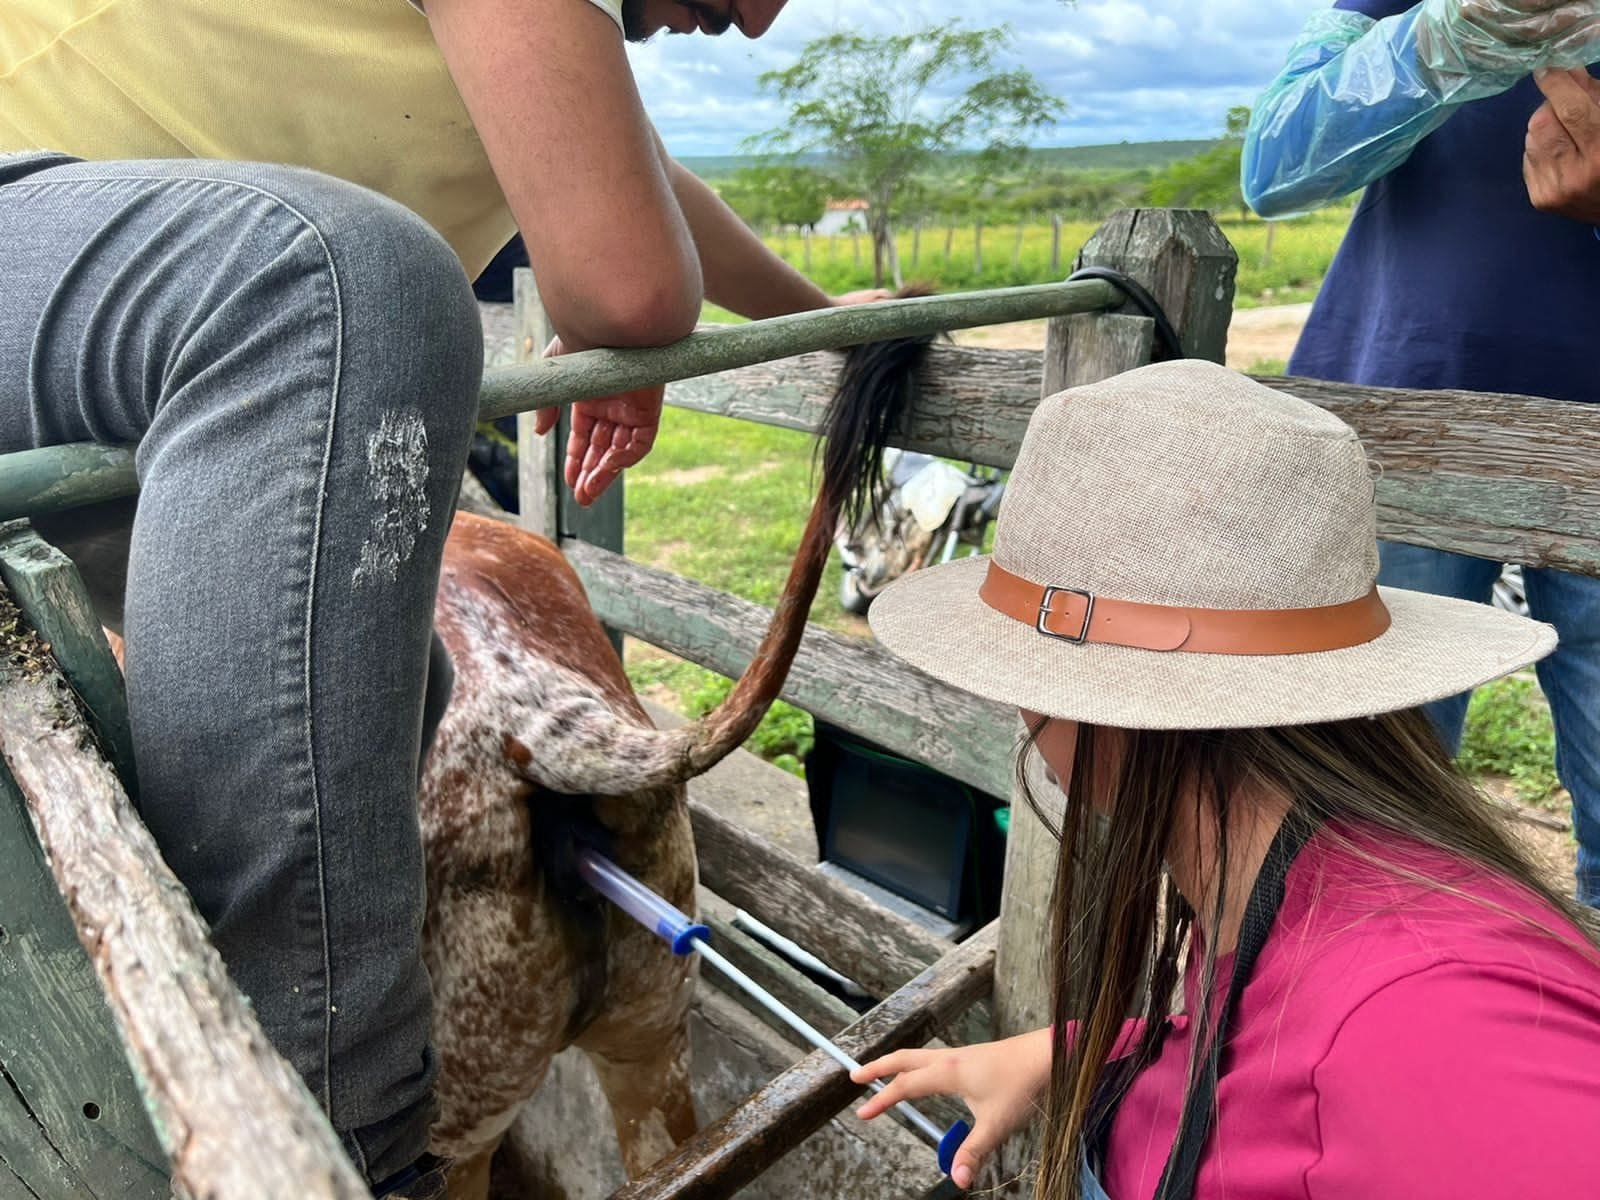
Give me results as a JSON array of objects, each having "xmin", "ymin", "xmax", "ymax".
[{"xmin": 1524, "ymin": 67, "xmax": 1600, "ymax": 223}]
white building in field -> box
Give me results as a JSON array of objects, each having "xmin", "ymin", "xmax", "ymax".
[{"xmin": 814, "ymin": 198, "xmax": 870, "ymax": 235}]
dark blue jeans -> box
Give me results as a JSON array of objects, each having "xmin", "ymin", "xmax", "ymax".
[
  {"xmin": 0, "ymin": 157, "xmax": 483, "ymax": 1180},
  {"xmin": 1379, "ymin": 542, "xmax": 1600, "ymax": 906}
]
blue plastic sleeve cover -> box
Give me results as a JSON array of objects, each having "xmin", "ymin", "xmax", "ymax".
[{"xmin": 1243, "ymin": 3, "xmax": 1600, "ymax": 217}]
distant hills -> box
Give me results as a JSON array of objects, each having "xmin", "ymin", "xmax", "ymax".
[
  {"xmin": 679, "ymin": 140, "xmax": 1220, "ymax": 178},
  {"xmin": 1020, "ymin": 141, "xmax": 1219, "ymax": 170}
]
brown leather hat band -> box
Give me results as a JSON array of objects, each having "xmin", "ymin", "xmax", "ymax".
[{"xmin": 979, "ymin": 561, "xmax": 1391, "ymax": 655}]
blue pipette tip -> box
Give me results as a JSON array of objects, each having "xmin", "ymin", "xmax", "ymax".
[
  {"xmin": 938, "ymin": 1120, "xmax": 970, "ymax": 1176},
  {"xmin": 670, "ymin": 924, "xmax": 711, "ymax": 955}
]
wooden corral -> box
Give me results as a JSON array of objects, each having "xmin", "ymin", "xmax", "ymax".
[{"xmin": 3, "ymin": 204, "xmax": 1600, "ymax": 1200}]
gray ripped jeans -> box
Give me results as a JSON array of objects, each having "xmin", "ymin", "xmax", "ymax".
[{"xmin": 0, "ymin": 156, "xmax": 483, "ymax": 1182}]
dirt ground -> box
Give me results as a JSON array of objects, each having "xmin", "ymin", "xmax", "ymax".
[{"xmin": 953, "ymin": 301, "xmax": 1314, "ymax": 370}]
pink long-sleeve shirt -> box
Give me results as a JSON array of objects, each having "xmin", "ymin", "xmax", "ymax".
[{"xmin": 1103, "ymin": 823, "xmax": 1600, "ymax": 1199}]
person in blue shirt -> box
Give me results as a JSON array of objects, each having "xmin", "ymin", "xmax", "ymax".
[{"xmin": 1243, "ymin": 0, "xmax": 1600, "ymax": 905}]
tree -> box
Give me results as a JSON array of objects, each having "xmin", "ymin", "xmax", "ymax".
[
  {"xmin": 752, "ymin": 22, "xmax": 1065, "ymax": 287},
  {"xmin": 748, "ymin": 164, "xmax": 831, "ymax": 230},
  {"xmin": 1144, "ymin": 106, "xmax": 1252, "ymax": 218}
]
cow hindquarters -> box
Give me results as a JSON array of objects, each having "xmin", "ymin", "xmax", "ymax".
[{"xmin": 583, "ymin": 1021, "xmax": 697, "ymax": 1178}]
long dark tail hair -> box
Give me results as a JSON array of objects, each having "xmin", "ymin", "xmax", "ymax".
[
  {"xmin": 817, "ymin": 283, "xmax": 941, "ymax": 532},
  {"xmin": 1027, "ymin": 710, "xmax": 1600, "ymax": 1200}
]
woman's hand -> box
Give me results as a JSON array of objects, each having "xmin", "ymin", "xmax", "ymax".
[{"xmin": 852, "ymin": 1028, "xmax": 1052, "ymax": 1189}]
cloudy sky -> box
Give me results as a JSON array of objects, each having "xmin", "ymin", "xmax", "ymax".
[{"xmin": 629, "ymin": 0, "xmax": 1334, "ymax": 155}]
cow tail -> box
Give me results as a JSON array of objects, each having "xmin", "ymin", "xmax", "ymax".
[{"xmin": 671, "ymin": 286, "xmax": 940, "ymax": 778}]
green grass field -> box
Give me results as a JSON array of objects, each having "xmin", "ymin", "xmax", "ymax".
[{"xmin": 759, "ymin": 205, "xmax": 1354, "ymax": 307}]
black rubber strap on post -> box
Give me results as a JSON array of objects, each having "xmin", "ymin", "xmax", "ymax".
[{"xmin": 1064, "ymin": 265, "xmax": 1185, "ymax": 362}]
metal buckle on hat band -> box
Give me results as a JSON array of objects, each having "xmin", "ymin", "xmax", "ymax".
[{"xmin": 1037, "ymin": 586, "xmax": 1094, "ymax": 644}]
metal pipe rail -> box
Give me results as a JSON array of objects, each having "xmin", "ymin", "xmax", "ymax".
[{"xmin": 0, "ymin": 279, "xmax": 1119, "ymax": 522}]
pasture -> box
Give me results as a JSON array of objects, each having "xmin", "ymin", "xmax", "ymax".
[{"xmin": 758, "ymin": 204, "xmax": 1355, "ymax": 306}]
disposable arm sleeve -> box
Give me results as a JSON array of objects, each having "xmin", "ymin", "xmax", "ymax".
[
  {"xmin": 1243, "ymin": 8, "xmax": 1467, "ymax": 217},
  {"xmin": 1245, "ymin": 2, "xmax": 1600, "ymax": 216}
]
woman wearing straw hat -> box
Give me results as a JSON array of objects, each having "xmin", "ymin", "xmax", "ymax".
[{"xmin": 851, "ymin": 361, "xmax": 1600, "ymax": 1198}]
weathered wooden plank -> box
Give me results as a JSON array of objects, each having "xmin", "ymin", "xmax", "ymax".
[
  {"xmin": 666, "ymin": 361, "xmax": 1600, "ymax": 574},
  {"xmin": 502, "ymin": 985, "xmax": 943, "ymax": 1200},
  {"xmin": 12, "ymin": 371, "xmax": 1600, "ymax": 580},
  {"xmin": 515, "ymin": 269, "xmax": 561, "ymax": 542},
  {"xmin": 0, "ymin": 523, "xmax": 137, "ymax": 794},
  {"xmin": 608, "ymin": 922, "xmax": 997, "ymax": 1200},
  {"xmin": 1273, "ymin": 375, "xmax": 1600, "ymax": 578},
  {"xmin": 565, "ymin": 540, "xmax": 1017, "ymax": 799},
  {"xmin": 663, "ymin": 342, "xmax": 1045, "ymax": 470},
  {"xmin": 0, "ymin": 1150, "xmax": 45, "ymax": 1200},
  {"xmin": 692, "ymin": 803, "xmax": 952, "ymax": 997},
  {"xmin": 696, "ymin": 891, "xmax": 859, "ymax": 1044},
  {"xmin": 1056, "ymin": 313, "xmax": 1154, "ymax": 395},
  {"xmin": 0, "ymin": 776, "xmax": 167, "ymax": 1200},
  {"xmin": 507, "ymin": 269, "xmax": 626, "ymax": 647},
  {"xmin": 690, "ymin": 802, "xmax": 991, "ymax": 1049},
  {"xmin": 0, "ymin": 1034, "xmax": 98, "ymax": 1200},
  {"xmin": 0, "ymin": 685, "xmax": 165, "ymax": 1198},
  {"xmin": 0, "ymin": 587, "xmax": 366, "ymax": 1200},
  {"xmin": 694, "ymin": 897, "xmax": 974, "ymax": 1140}
]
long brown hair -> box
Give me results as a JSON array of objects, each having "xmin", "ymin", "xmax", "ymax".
[{"xmin": 1028, "ymin": 708, "xmax": 1599, "ymax": 1200}]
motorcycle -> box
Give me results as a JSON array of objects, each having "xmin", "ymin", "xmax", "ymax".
[
  {"xmin": 834, "ymin": 449, "xmax": 1005, "ymax": 615},
  {"xmin": 1493, "ymin": 563, "xmax": 1529, "ymax": 618}
]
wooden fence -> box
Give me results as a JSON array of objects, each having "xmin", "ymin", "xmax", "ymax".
[{"xmin": 3, "ymin": 205, "xmax": 1600, "ymax": 1200}]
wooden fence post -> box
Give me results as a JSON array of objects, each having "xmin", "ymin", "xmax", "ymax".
[
  {"xmin": 944, "ymin": 222, "xmax": 955, "ymax": 263},
  {"xmin": 1011, "ymin": 221, "xmax": 1026, "ymax": 272},
  {"xmin": 802, "ymin": 226, "xmax": 812, "ymax": 273},
  {"xmin": 1050, "ymin": 213, "xmax": 1063, "ymax": 276},
  {"xmin": 513, "ymin": 268, "xmax": 625, "ymax": 652},
  {"xmin": 989, "ymin": 208, "xmax": 1237, "ymax": 1195},
  {"xmin": 911, "ymin": 221, "xmax": 921, "ymax": 269},
  {"xmin": 973, "ymin": 217, "xmax": 985, "ymax": 276},
  {"xmin": 1073, "ymin": 208, "xmax": 1237, "ymax": 362}
]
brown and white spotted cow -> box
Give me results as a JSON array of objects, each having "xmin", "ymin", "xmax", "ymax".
[{"xmin": 418, "ymin": 324, "xmax": 934, "ymax": 1198}]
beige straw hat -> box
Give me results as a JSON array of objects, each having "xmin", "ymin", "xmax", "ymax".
[{"xmin": 869, "ymin": 361, "xmax": 1555, "ymax": 729}]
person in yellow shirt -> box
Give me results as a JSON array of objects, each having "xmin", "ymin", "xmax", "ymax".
[{"xmin": 0, "ymin": 2, "xmax": 849, "ymax": 1194}]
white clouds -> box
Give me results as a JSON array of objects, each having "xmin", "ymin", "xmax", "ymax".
[
  {"xmin": 631, "ymin": 0, "xmax": 1332, "ymax": 153},
  {"xmin": 1076, "ymin": 2, "xmax": 1184, "ymax": 51}
]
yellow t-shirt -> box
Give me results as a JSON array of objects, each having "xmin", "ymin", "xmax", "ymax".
[{"xmin": 0, "ymin": 0, "xmax": 624, "ymax": 275}]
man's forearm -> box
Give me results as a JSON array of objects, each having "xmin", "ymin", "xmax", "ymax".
[{"xmin": 666, "ymin": 157, "xmax": 831, "ymax": 319}]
